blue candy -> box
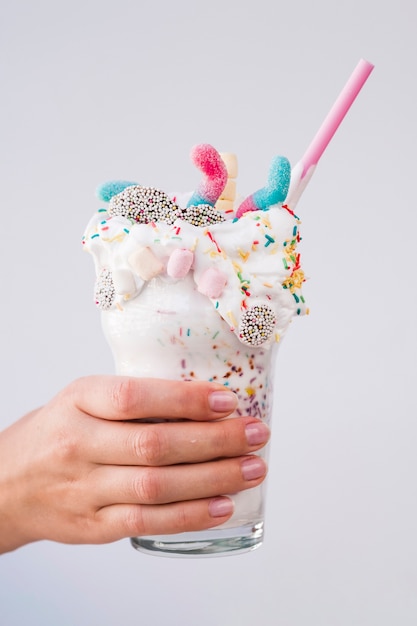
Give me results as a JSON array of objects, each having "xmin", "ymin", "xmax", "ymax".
[{"xmin": 96, "ymin": 180, "xmax": 139, "ymax": 202}]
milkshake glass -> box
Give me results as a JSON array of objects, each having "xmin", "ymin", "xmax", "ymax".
[
  {"xmin": 103, "ymin": 274, "xmax": 278, "ymax": 556},
  {"xmin": 83, "ymin": 144, "xmax": 307, "ymax": 556},
  {"xmin": 83, "ymin": 61, "xmax": 373, "ymax": 557}
]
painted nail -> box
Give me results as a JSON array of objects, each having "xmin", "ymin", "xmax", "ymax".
[
  {"xmin": 241, "ymin": 457, "xmax": 266, "ymax": 481},
  {"xmin": 245, "ymin": 422, "xmax": 270, "ymax": 446},
  {"xmin": 208, "ymin": 391, "xmax": 238, "ymax": 412},
  {"xmin": 209, "ymin": 497, "xmax": 234, "ymax": 518}
]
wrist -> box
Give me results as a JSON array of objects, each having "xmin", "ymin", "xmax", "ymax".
[{"xmin": 0, "ymin": 418, "xmax": 40, "ymax": 554}]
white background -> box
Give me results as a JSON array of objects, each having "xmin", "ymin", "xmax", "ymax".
[{"xmin": 1, "ymin": 0, "xmax": 416, "ymax": 624}]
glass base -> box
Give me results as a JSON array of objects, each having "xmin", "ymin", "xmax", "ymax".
[{"xmin": 130, "ymin": 521, "xmax": 264, "ymax": 558}]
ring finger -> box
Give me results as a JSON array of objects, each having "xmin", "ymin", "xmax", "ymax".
[{"xmin": 91, "ymin": 455, "xmax": 267, "ymax": 507}]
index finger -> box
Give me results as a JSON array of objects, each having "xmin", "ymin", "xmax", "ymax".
[{"xmin": 66, "ymin": 376, "xmax": 238, "ymax": 421}]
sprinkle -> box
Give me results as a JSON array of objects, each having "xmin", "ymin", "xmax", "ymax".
[
  {"xmin": 263, "ymin": 282, "xmax": 273, "ymax": 288},
  {"xmin": 91, "ymin": 233, "xmax": 100, "ymax": 239},
  {"xmin": 109, "ymin": 186, "xmax": 180, "ymax": 224},
  {"xmin": 293, "ymin": 293, "xmax": 300, "ymax": 303},
  {"xmin": 293, "ymin": 225, "xmax": 297, "ymax": 236},
  {"xmin": 179, "ymin": 204, "xmax": 226, "ymax": 227},
  {"xmin": 181, "ymin": 359, "xmax": 186, "ymax": 368},
  {"xmin": 282, "ymin": 204, "xmax": 299, "ymax": 219},
  {"xmin": 123, "ymin": 228, "xmax": 130, "ymax": 234},
  {"xmin": 98, "ymin": 208, "xmax": 107, "ymax": 213},
  {"xmin": 94, "ymin": 268, "xmax": 115, "ymax": 310},
  {"xmin": 239, "ymin": 304, "xmax": 276, "ymax": 346},
  {"xmin": 282, "ymin": 269, "xmax": 305, "ymax": 292},
  {"xmin": 227, "ymin": 311, "xmax": 237, "ymax": 327},
  {"xmin": 187, "ymin": 328, "xmax": 191, "ymax": 336},
  {"xmin": 282, "ymin": 258, "xmax": 288, "ymax": 269},
  {"xmin": 264, "ymin": 234, "xmax": 275, "ymax": 247},
  {"xmin": 104, "ymin": 233, "xmax": 126, "ymax": 244},
  {"xmin": 215, "ymin": 301, "xmax": 219, "ymax": 309},
  {"xmin": 245, "ymin": 387, "xmax": 255, "ymax": 396},
  {"xmin": 238, "ymin": 249, "xmax": 250, "ymax": 262},
  {"xmin": 212, "ymin": 331, "xmax": 219, "ymax": 339},
  {"xmin": 206, "ymin": 230, "xmax": 222, "ymax": 253}
]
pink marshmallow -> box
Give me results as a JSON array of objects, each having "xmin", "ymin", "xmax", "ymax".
[
  {"xmin": 167, "ymin": 249, "xmax": 194, "ymax": 278},
  {"xmin": 197, "ymin": 267, "xmax": 227, "ymax": 298}
]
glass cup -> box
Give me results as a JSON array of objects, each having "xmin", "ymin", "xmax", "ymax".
[{"xmin": 101, "ymin": 273, "xmax": 278, "ymax": 557}]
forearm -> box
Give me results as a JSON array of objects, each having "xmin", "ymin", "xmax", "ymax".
[{"xmin": 0, "ymin": 412, "xmax": 41, "ymax": 554}]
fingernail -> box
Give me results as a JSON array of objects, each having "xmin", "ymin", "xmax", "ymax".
[
  {"xmin": 241, "ymin": 457, "xmax": 266, "ymax": 481},
  {"xmin": 208, "ymin": 391, "xmax": 238, "ymax": 412},
  {"xmin": 209, "ymin": 497, "xmax": 234, "ymax": 518},
  {"xmin": 245, "ymin": 421, "xmax": 270, "ymax": 446}
]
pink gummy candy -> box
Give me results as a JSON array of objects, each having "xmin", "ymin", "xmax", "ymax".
[{"xmin": 187, "ymin": 144, "xmax": 228, "ymax": 207}]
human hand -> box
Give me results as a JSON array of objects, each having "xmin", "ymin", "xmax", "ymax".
[{"xmin": 0, "ymin": 376, "xmax": 269, "ymax": 554}]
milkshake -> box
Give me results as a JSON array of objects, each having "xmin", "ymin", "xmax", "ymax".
[
  {"xmin": 83, "ymin": 144, "xmax": 307, "ymax": 555},
  {"xmin": 83, "ymin": 59, "xmax": 374, "ymax": 556}
]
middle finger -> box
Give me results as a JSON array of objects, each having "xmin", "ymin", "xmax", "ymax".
[{"xmin": 88, "ymin": 417, "xmax": 270, "ymax": 466}]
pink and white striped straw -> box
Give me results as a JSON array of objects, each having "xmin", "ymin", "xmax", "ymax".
[{"xmin": 287, "ymin": 59, "xmax": 374, "ymax": 208}]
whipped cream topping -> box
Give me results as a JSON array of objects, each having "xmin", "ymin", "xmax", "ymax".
[{"xmin": 83, "ymin": 199, "xmax": 307, "ymax": 348}]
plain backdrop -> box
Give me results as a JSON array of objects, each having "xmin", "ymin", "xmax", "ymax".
[{"xmin": 1, "ymin": 0, "xmax": 416, "ymax": 625}]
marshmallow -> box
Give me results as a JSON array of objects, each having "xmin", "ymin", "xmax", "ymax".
[
  {"xmin": 112, "ymin": 268, "xmax": 137, "ymax": 295},
  {"xmin": 128, "ymin": 247, "xmax": 164, "ymax": 281},
  {"xmin": 167, "ymin": 249, "xmax": 194, "ymax": 279},
  {"xmin": 219, "ymin": 153, "xmax": 238, "ymax": 179},
  {"xmin": 197, "ymin": 267, "xmax": 227, "ymax": 298},
  {"xmin": 219, "ymin": 178, "xmax": 236, "ymax": 201},
  {"xmin": 215, "ymin": 199, "xmax": 235, "ymax": 213}
]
